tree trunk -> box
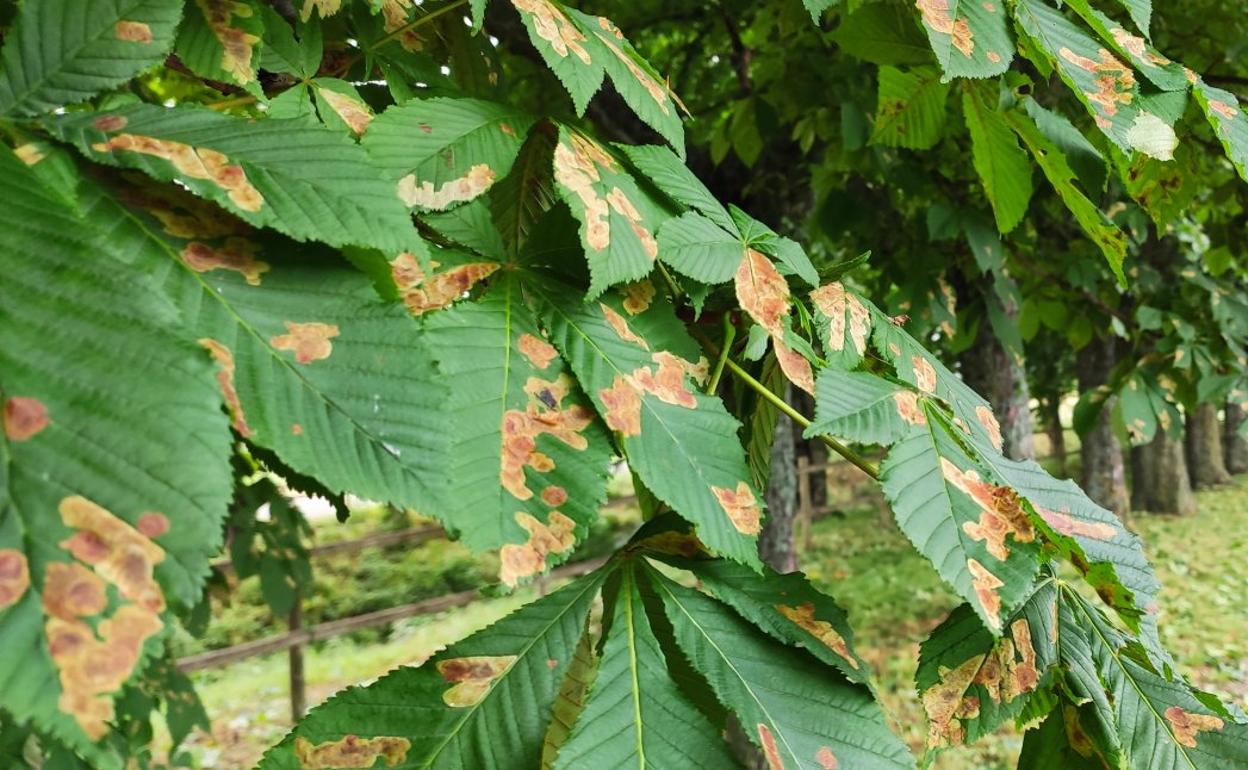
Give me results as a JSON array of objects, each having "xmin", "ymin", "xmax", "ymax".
[
  {"xmin": 1042, "ymin": 399, "xmax": 1067, "ymax": 477},
  {"xmin": 1131, "ymin": 430, "xmax": 1197, "ymax": 515},
  {"xmin": 792, "ymin": 388, "xmax": 828, "ymax": 514},
  {"xmin": 959, "ymin": 315, "xmax": 1035, "ymax": 461},
  {"xmin": 1075, "ymin": 338, "xmax": 1130, "ymax": 516},
  {"xmin": 1223, "ymin": 401, "xmax": 1248, "ymax": 475},
  {"xmin": 759, "ymin": 386, "xmax": 798, "ymax": 574},
  {"xmin": 1185, "ymin": 402, "xmax": 1232, "ymax": 489}
]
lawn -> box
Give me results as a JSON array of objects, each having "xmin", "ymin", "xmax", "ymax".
[{"xmin": 175, "ymin": 475, "xmax": 1248, "ymax": 769}]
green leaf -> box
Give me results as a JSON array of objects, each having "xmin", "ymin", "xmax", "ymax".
[
  {"xmin": 684, "ymin": 559, "xmax": 872, "ymax": 684},
  {"xmin": 1002, "ymin": 108, "xmax": 1127, "ymax": 284},
  {"xmin": 553, "ymin": 563, "xmax": 735, "ymax": 769},
  {"xmin": 1113, "ymin": 142, "xmax": 1198, "ymax": 230},
  {"xmin": 832, "ymin": 2, "xmax": 935, "ymax": 66},
  {"xmin": 803, "ymin": 0, "xmax": 839, "ymax": 24},
  {"xmin": 914, "ymin": 0, "xmax": 1013, "ymax": 80},
  {"xmin": 510, "ymin": 2, "xmax": 684, "ymax": 151},
  {"xmin": 102, "ymin": 177, "xmax": 453, "ymax": 534},
  {"xmin": 916, "ymin": 580, "xmax": 1058, "ymax": 752},
  {"xmin": 880, "ymin": 402, "xmax": 1044, "ymax": 631},
  {"xmin": 1023, "ymin": 99, "xmax": 1107, "ymax": 193},
  {"xmin": 175, "ymin": 0, "xmax": 264, "ymax": 91},
  {"xmin": 1062, "ymin": 0, "xmax": 1186, "ymax": 91},
  {"xmin": 1012, "ymin": 0, "xmax": 1178, "ymax": 160},
  {"xmin": 425, "ymin": 275, "xmax": 611, "ymax": 585},
  {"xmin": 648, "ymin": 567, "xmax": 916, "ymax": 770},
  {"xmin": 363, "ymin": 96, "xmax": 537, "ymax": 211},
  {"xmin": 0, "ymin": 0, "xmax": 183, "ymax": 116},
  {"xmin": 491, "ymin": 127, "xmax": 558, "ymax": 258},
  {"xmin": 1055, "ymin": 586, "xmax": 1248, "ymax": 769},
  {"xmin": 807, "ymin": 368, "xmax": 918, "ymax": 446},
  {"xmin": 259, "ymin": 5, "xmax": 322, "ymax": 80},
  {"xmin": 311, "ymin": 78, "xmax": 374, "ymax": 136},
  {"xmin": 1193, "ymin": 79, "xmax": 1248, "ymax": 184},
  {"xmin": 618, "ymin": 143, "xmax": 737, "ymax": 234},
  {"xmin": 657, "ymin": 212, "xmax": 746, "ymax": 284},
  {"xmin": 0, "ymin": 148, "xmax": 231, "ymax": 766},
  {"xmin": 1113, "ymin": 0, "xmax": 1152, "ymax": 36},
  {"xmin": 551, "ymin": 127, "xmax": 674, "ymax": 298},
  {"xmin": 962, "ymin": 83, "xmax": 1032, "ymax": 233},
  {"xmin": 257, "ymin": 567, "xmax": 610, "ymax": 770},
  {"xmin": 535, "ymin": 283, "xmax": 764, "ymax": 568},
  {"xmin": 871, "ymin": 66, "xmax": 950, "ymax": 150},
  {"xmin": 48, "ymin": 104, "xmax": 425, "ymax": 255},
  {"xmin": 1017, "ymin": 707, "xmax": 1107, "ymax": 770}
]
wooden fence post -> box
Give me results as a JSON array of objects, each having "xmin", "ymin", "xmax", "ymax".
[{"xmin": 289, "ymin": 589, "xmax": 306, "ymax": 722}]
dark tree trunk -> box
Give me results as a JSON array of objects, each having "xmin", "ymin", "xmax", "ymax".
[
  {"xmin": 1131, "ymin": 430, "xmax": 1197, "ymax": 515},
  {"xmin": 759, "ymin": 385, "xmax": 798, "ymax": 574},
  {"xmin": 1222, "ymin": 401, "xmax": 1248, "ymax": 475},
  {"xmin": 1042, "ymin": 399, "xmax": 1067, "ymax": 477},
  {"xmin": 1075, "ymin": 338, "xmax": 1130, "ymax": 516},
  {"xmin": 792, "ymin": 388, "xmax": 828, "ymax": 513},
  {"xmin": 1185, "ymin": 403, "xmax": 1232, "ymax": 489},
  {"xmin": 959, "ymin": 314, "xmax": 1035, "ymax": 461}
]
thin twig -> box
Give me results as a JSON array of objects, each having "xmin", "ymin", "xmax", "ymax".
[{"xmin": 707, "ymin": 313, "xmax": 735, "ymax": 393}]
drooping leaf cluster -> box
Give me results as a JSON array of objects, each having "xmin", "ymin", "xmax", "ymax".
[{"xmin": 0, "ymin": 1, "xmax": 1246, "ymax": 768}]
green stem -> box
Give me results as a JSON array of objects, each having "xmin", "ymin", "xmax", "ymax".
[
  {"xmin": 706, "ymin": 314, "xmax": 735, "ymax": 393},
  {"xmin": 372, "ymin": 0, "xmax": 471, "ymax": 49}
]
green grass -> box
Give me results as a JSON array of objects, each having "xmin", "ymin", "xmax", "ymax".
[{"xmin": 173, "ymin": 476, "xmax": 1248, "ymax": 769}]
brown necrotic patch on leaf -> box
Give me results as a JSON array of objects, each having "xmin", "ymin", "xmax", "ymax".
[
  {"xmin": 14, "ymin": 143, "xmax": 47, "ymax": 165},
  {"xmin": 973, "ymin": 619, "xmax": 1039, "ymax": 704},
  {"xmin": 599, "ymin": 375, "xmax": 642, "ymax": 435},
  {"xmin": 114, "ymin": 20, "xmax": 152, "ymax": 42},
  {"xmin": 942, "ymin": 458, "xmax": 1035, "ymax": 562},
  {"xmin": 773, "ymin": 339, "xmax": 815, "ymax": 395},
  {"xmin": 775, "ymin": 603, "xmax": 858, "ymax": 669},
  {"xmin": 4, "ymin": 396, "xmax": 49, "ymax": 441},
  {"xmin": 1036, "ymin": 507, "xmax": 1116, "ymax": 540},
  {"xmin": 512, "ymin": 0, "xmax": 591, "ymax": 63},
  {"xmin": 93, "ymin": 133, "xmax": 264, "ymax": 211},
  {"xmin": 1058, "ymin": 47, "xmax": 1136, "ymax": 118},
  {"xmin": 756, "ymin": 723, "xmax": 783, "ymax": 770},
  {"xmin": 912, "ymin": 356, "xmax": 937, "ymax": 393},
  {"xmin": 379, "ymin": 0, "xmax": 424, "ymax": 52},
  {"xmin": 712, "ymin": 481, "xmax": 762, "ymax": 535},
  {"xmin": 293, "ymin": 735, "xmax": 412, "ymax": 769},
  {"xmin": 636, "ymin": 530, "xmax": 707, "ymax": 557},
  {"xmin": 1164, "ymin": 707, "xmax": 1224, "ymax": 748},
  {"xmin": 499, "ymin": 511, "xmax": 577, "ymax": 586},
  {"xmin": 600, "ymin": 303, "xmax": 649, "ymax": 349},
  {"xmin": 93, "ymin": 114, "xmax": 128, "ymax": 132},
  {"xmin": 816, "ymin": 746, "xmax": 838, "ymax": 770},
  {"xmin": 499, "ymin": 375, "xmax": 593, "ymax": 500},
  {"xmin": 736, "ymin": 248, "xmax": 790, "ymax": 338},
  {"xmin": 1110, "ymin": 28, "xmax": 1169, "ymax": 66},
  {"xmin": 199, "ymin": 338, "xmax": 251, "ymax": 436},
  {"xmin": 629, "ymin": 351, "xmax": 701, "ymax": 408},
  {"xmin": 518, "ymin": 333, "xmax": 559, "ymax": 369},
  {"xmin": 916, "ymin": 0, "xmax": 974, "ymax": 57},
  {"xmin": 621, "ymin": 279, "xmax": 655, "ymax": 315},
  {"xmin": 922, "ymin": 655, "xmax": 984, "ymax": 748},
  {"xmin": 390, "ymin": 253, "xmax": 499, "ymax": 315},
  {"xmin": 271, "ymin": 321, "xmax": 340, "ymax": 364},
  {"xmin": 811, "ymin": 283, "xmax": 870, "ymax": 356},
  {"xmin": 437, "ymin": 655, "xmax": 518, "ymax": 707},
  {"xmin": 540, "ymin": 485, "xmax": 568, "ymax": 507},
  {"xmin": 49, "ymin": 604, "xmax": 163, "ymax": 740},
  {"xmin": 554, "ymin": 134, "xmax": 658, "ymax": 258},
  {"xmin": 58, "ymin": 496, "xmax": 166, "ymax": 613},
  {"xmin": 181, "ymin": 239, "xmax": 269, "ymax": 285},
  {"xmin": 136, "ymin": 512, "xmax": 170, "ymax": 539},
  {"xmin": 594, "ymin": 29, "xmax": 672, "ymax": 113},
  {"xmin": 196, "ymin": 0, "xmax": 261, "ymax": 83},
  {"xmin": 975, "ymin": 406, "xmax": 1003, "ymax": 451},
  {"xmin": 967, "ymin": 559, "xmax": 1004, "ymax": 627},
  {"xmin": 894, "ymin": 391, "xmax": 927, "ymax": 426},
  {"xmin": 42, "ymin": 562, "xmax": 108, "ymax": 620},
  {"xmin": 397, "ymin": 164, "xmax": 496, "ymax": 210},
  {"xmin": 318, "ymin": 88, "xmax": 373, "ymax": 135},
  {"xmin": 1209, "ymin": 100, "xmax": 1239, "ymax": 120},
  {"xmin": 0, "ymin": 550, "xmax": 30, "ymax": 610}
]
